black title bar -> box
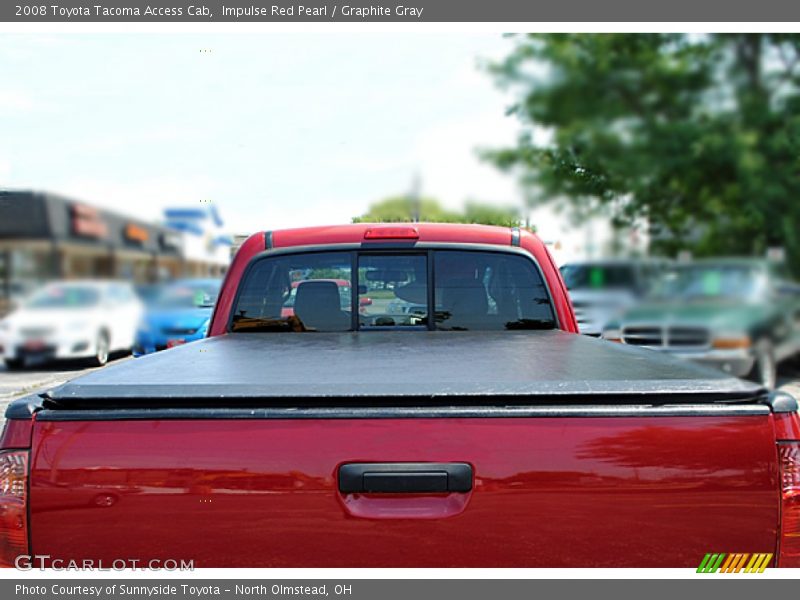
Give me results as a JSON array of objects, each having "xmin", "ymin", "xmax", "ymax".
[{"xmin": 5, "ymin": 0, "xmax": 800, "ymax": 22}]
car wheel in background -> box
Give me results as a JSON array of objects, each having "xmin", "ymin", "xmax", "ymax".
[
  {"xmin": 749, "ymin": 339, "xmax": 777, "ymax": 390},
  {"xmin": 89, "ymin": 332, "xmax": 110, "ymax": 367},
  {"xmin": 3, "ymin": 358, "xmax": 25, "ymax": 371}
]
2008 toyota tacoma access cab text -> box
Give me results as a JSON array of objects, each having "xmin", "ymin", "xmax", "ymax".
[{"xmin": 1, "ymin": 223, "xmax": 799, "ymax": 568}]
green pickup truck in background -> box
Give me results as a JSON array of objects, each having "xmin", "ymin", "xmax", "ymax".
[{"xmin": 602, "ymin": 258, "xmax": 800, "ymax": 388}]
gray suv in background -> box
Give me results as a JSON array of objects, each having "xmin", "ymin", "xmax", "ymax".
[{"xmin": 559, "ymin": 259, "xmax": 669, "ymax": 337}]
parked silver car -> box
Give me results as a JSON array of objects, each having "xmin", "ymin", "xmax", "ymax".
[{"xmin": 560, "ymin": 259, "xmax": 670, "ymax": 336}]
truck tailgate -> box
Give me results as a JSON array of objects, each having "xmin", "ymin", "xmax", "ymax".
[{"xmin": 29, "ymin": 411, "xmax": 779, "ymax": 567}]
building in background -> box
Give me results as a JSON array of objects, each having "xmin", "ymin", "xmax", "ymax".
[
  {"xmin": 162, "ymin": 205, "xmax": 232, "ymax": 278},
  {"xmin": 528, "ymin": 205, "xmax": 650, "ymax": 267},
  {"xmin": 0, "ymin": 190, "xmax": 231, "ymax": 315},
  {"xmin": 230, "ymin": 234, "xmax": 252, "ymax": 260}
]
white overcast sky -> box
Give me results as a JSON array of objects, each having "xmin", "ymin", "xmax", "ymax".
[{"xmin": 0, "ymin": 33, "xmax": 541, "ymax": 234}]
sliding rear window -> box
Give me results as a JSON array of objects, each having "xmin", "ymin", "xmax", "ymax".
[{"xmin": 231, "ymin": 249, "xmax": 556, "ymax": 332}]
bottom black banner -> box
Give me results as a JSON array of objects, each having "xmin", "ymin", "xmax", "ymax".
[{"xmin": 2, "ymin": 579, "xmax": 795, "ymax": 600}]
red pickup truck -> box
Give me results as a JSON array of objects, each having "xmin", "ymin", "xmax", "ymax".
[{"xmin": 2, "ymin": 223, "xmax": 799, "ymax": 568}]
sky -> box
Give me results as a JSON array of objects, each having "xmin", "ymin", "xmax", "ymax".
[{"xmin": 0, "ymin": 33, "xmax": 531, "ymax": 234}]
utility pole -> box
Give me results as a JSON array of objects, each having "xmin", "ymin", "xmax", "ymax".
[{"xmin": 410, "ymin": 172, "xmax": 421, "ymax": 223}]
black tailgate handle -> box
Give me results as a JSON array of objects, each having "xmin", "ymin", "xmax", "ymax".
[{"xmin": 338, "ymin": 462, "xmax": 473, "ymax": 494}]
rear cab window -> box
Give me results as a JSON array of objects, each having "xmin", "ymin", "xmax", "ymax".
[{"xmin": 231, "ymin": 249, "xmax": 556, "ymax": 332}]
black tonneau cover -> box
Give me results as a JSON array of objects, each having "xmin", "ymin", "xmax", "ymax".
[{"xmin": 44, "ymin": 331, "xmax": 763, "ymax": 407}]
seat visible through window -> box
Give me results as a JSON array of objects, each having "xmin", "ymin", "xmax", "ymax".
[
  {"xmin": 294, "ymin": 281, "xmax": 351, "ymax": 331},
  {"xmin": 439, "ymin": 277, "xmax": 489, "ymax": 330}
]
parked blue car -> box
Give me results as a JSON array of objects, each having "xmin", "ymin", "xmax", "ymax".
[{"xmin": 133, "ymin": 279, "xmax": 221, "ymax": 356}]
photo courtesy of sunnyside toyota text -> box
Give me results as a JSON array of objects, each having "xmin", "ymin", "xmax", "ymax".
[{"xmin": 2, "ymin": 0, "xmax": 800, "ymax": 596}]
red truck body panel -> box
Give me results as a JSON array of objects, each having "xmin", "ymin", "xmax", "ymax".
[
  {"xmin": 209, "ymin": 224, "xmax": 578, "ymax": 336},
  {"xmin": 29, "ymin": 415, "xmax": 779, "ymax": 567},
  {"xmin": 10, "ymin": 222, "xmax": 796, "ymax": 568}
]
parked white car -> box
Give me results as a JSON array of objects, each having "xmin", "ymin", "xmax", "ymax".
[{"xmin": 0, "ymin": 280, "xmax": 143, "ymax": 369}]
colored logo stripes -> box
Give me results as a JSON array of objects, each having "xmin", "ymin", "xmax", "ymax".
[{"xmin": 697, "ymin": 553, "xmax": 773, "ymax": 573}]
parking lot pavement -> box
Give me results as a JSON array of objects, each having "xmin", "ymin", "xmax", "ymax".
[{"xmin": 0, "ymin": 355, "xmax": 132, "ymax": 419}]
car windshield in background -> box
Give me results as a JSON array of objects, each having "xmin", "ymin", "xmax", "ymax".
[
  {"xmin": 135, "ymin": 284, "xmax": 164, "ymax": 305},
  {"xmin": 155, "ymin": 284, "xmax": 220, "ymax": 309},
  {"xmin": 231, "ymin": 250, "xmax": 556, "ymax": 332},
  {"xmin": 26, "ymin": 285, "xmax": 101, "ymax": 308},
  {"xmin": 560, "ymin": 264, "xmax": 636, "ymax": 290},
  {"xmin": 650, "ymin": 265, "xmax": 766, "ymax": 300}
]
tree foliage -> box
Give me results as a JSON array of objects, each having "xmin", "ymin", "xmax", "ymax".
[
  {"xmin": 484, "ymin": 34, "xmax": 800, "ymax": 269},
  {"xmin": 352, "ymin": 195, "xmax": 521, "ymax": 227}
]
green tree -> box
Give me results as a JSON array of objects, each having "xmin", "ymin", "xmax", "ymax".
[
  {"xmin": 484, "ymin": 34, "xmax": 800, "ymax": 271},
  {"xmin": 353, "ymin": 195, "xmax": 521, "ymax": 227}
]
